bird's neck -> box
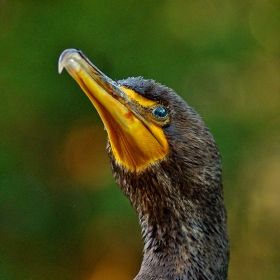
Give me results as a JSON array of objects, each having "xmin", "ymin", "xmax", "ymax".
[
  {"xmin": 111, "ymin": 159, "xmax": 229, "ymax": 280},
  {"xmin": 135, "ymin": 193, "xmax": 228, "ymax": 280}
]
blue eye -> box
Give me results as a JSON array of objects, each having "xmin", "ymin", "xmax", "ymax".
[{"xmin": 152, "ymin": 106, "xmax": 168, "ymax": 118}]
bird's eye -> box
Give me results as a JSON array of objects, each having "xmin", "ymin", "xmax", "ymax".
[{"xmin": 152, "ymin": 106, "xmax": 168, "ymax": 118}]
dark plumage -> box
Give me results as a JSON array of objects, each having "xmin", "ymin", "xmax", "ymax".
[
  {"xmin": 58, "ymin": 49, "xmax": 229, "ymax": 280},
  {"xmin": 111, "ymin": 78, "xmax": 229, "ymax": 280}
]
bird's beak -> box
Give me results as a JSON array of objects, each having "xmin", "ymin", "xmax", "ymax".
[{"xmin": 58, "ymin": 49, "xmax": 168, "ymax": 170}]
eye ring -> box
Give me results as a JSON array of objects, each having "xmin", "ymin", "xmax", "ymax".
[{"xmin": 152, "ymin": 106, "xmax": 168, "ymax": 118}]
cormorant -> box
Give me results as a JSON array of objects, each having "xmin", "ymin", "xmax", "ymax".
[{"xmin": 58, "ymin": 49, "xmax": 229, "ymax": 280}]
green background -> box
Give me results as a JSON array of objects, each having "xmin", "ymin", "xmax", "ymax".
[{"xmin": 1, "ymin": 0, "xmax": 280, "ymax": 279}]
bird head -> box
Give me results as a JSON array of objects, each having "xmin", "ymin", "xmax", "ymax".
[{"xmin": 58, "ymin": 49, "xmax": 221, "ymax": 184}]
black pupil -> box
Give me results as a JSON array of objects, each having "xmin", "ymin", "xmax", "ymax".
[{"xmin": 153, "ymin": 107, "xmax": 167, "ymax": 118}]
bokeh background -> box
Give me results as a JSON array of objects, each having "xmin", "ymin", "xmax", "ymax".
[{"xmin": 1, "ymin": 0, "xmax": 280, "ymax": 279}]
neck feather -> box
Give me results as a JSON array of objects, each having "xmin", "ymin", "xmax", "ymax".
[{"xmin": 111, "ymin": 155, "xmax": 229, "ymax": 280}]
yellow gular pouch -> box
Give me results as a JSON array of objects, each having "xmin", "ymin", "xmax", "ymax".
[{"xmin": 108, "ymin": 87, "xmax": 170, "ymax": 171}]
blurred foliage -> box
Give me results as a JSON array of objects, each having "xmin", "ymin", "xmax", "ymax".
[{"xmin": 1, "ymin": 0, "xmax": 280, "ymax": 279}]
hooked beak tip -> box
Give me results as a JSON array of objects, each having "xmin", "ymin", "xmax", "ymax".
[{"xmin": 58, "ymin": 48, "xmax": 79, "ymax": 74}]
